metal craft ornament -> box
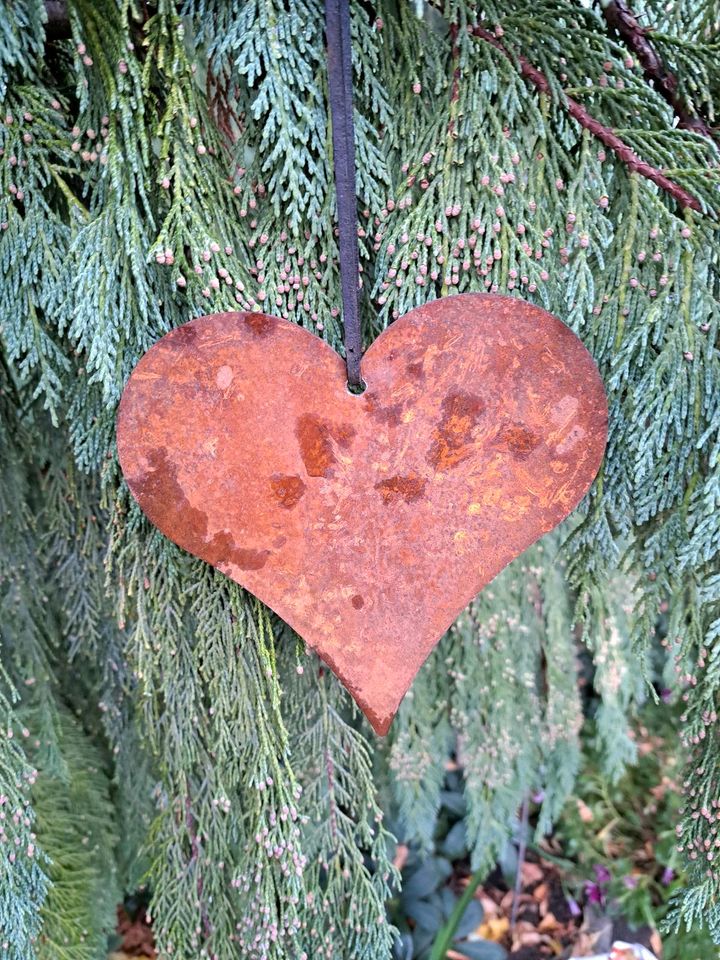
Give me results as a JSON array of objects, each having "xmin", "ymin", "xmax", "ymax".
[{"xmin": 117, "ymin": 294, "xmax": 608, "ymax": 734}]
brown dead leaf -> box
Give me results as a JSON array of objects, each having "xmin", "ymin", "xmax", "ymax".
[
  {"xmin": 650, "ymin": 928, "xmax": 663, "ymax": 957},
  {"xmin": 521, "ymin": 861, "xmax": 544, "ymax": 886},
  {"xmin": 577, "ymin": 799, "xmax": 594, "ymax": 823},
  {"xmin": 478, "ymin": 892, "xmax": 500, "ymax": 919},
  {"xmin": 500, "ymin": 890, "xmax": 534, "ymax": 913},
  {"xmin": 533, "ymin": 882, "xmax": 548, "ymax": 903},
  {"xmin": 538, "ymin": 912, "xmax": 559, "ymax": 933}
]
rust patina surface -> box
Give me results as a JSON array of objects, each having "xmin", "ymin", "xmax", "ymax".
[{"xmin": 117, "ymin": 293, "xmax": 608, "ymax": 734}]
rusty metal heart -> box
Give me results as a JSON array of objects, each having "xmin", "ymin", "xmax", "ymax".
[{"xmin": 117, "ymin": 293, "xmax": 607, "ymax": 734}]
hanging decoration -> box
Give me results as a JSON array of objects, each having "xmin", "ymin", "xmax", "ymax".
[{"xmin": 116, "ymin": 0, "xmax": 608, "ymax": 735}]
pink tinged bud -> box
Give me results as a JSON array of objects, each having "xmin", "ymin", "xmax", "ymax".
[
  {"xmin": 176, "ymin": 276, "xmax": 186, "ymax": 287},
  {"xmin": 412, "ymin": 82, "xmax": 422, "ymax": 94},
  {"xmin": 597, "ymin": 150, "xmax": 606, "ymax": 162},
  {"xmin": 161, "ymin": 177, "xmax": 170, "ymax": 189},
  {"xmin": 540, "ymin": 270, "xmax": 549, "ymax": 281},
  {"xmin": 684, "ymin": 351, "xmax": 694, "ymax": 361},
  {"xmin": 517, "ymin": 224, "xmax": 525, "ymax": 235},
  {"xmin": 71, "ymin": 141, "xmax": 80, "ymax": 152},
  {"xmin": 197, "ymin": 143, "xmax": 207, "ymax": 155},
  {"xmin": 83, "ymin": 55, "xmax": 93, "ymax": 66},
  {"xmin": 76, "ymin": 42, "xmax": 86, "ymax": 54},
  {"xmin": 481, "ymin": 175, "xmax": 490, "ymax": 186},
  {"xmin": 51, "ymin": 99, "xmax": 60, "ymax": 110},
  {"xmin": 681, "ymin": 227, "xmax": 691, "ymax": 238},
  {"xmin": 579, "ymin": 236, "xmax": 589, "ymax": 248},
  {"xmin": 528, "ymin": 283, "xmax": 537, "ymax": 292}
]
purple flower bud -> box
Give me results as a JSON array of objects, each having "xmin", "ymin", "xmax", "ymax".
[{"xmin": 594, "ymin": 864, "xmax": 611, "ymax": 885}]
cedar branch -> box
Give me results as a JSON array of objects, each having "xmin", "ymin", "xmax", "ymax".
[
  {"xmin": 472, "ymin": 26, "xmax": 702, "ymax": 212},
  {"xmin": 601, "ymin": 0, "xmax": 717, "ymax": 143}
]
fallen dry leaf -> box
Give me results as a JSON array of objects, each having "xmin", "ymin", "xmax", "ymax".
[
  {"xmin": 521, "ymin": 861, "xmax": 544, "ymax": 885},
  {"xmin": 477, "ymin": 916, "xmax": 509, "ymax": 942},
  {"xmin": 538, "ymin": 911, "xmax": 560, "ymax": 933},
  {"xmin": 533, "ymin": 881, "xmax": 548, "ymax": 902}
]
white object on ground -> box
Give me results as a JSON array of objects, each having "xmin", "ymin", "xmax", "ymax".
[{"xmin": 570, "ymin": 942, "xmax": 658, "ymax": 960}]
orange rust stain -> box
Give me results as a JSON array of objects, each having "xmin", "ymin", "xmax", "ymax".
[
  {"xmin": 374, "ymin": 473, "xmax": 427, "ymax": 504},
  {"xmin": 351, "ymin": 594, "xmax": 364, "ymax": 609},
  {"xmin": 426, "ymin": 391, "xmax": 486, "ymax": 471},
  {"xmin": 295, "ymin": 415, "xmax": 337, "ymax": 477},
  {"xmin": 270, "ymin": 474, "xmax": 306, "ymax": 509},
  {"xmin": 133, "ymin": 449, "xmax": 269, "ymax": 570},
  {"xmin": 363, "ymin": 392, "xmax": 403, "ymax": 427},
  {"xmin": 333, "ymin": 422, "xmax": 356, "ymax": 449},
  {"xmin": 245, "ymin": 312, "xmax": 276, "ymax": 336},
  {"xmin": 494, "ymin": 422, "xmax": 541, "ymax": 459}
]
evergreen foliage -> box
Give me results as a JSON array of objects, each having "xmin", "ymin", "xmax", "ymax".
[{"xmin": 0, "ymin": 0, "xmax": 718, "ymax": 957}]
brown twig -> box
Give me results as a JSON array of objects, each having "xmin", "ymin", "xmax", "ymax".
[
  {"xmin": 472, "ymin": 26, "xmax": 702, "ymax": 212},
  {"xmin": 601, "ymin": 0, "xmax": 716, "ymax": 142}
]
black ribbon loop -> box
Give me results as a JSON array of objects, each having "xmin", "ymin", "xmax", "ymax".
[{"xmin": 325, "ymin": 0, "xmax": 363, "ymax": 389}]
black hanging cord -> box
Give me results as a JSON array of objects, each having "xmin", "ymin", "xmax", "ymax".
[{"xmin": 325, "ymin": 0, "xmax": 363, "ymax": 390}]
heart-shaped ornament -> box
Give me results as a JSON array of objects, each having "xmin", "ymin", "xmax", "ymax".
[{"xmin": 117, "ymin": 293, "xmax": 607, "ymax": 734}]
